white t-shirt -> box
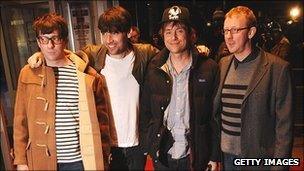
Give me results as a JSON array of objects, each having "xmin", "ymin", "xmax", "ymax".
[{"xmin": 100, "ymin": 51, "xmax": 140, "ymax": 147}]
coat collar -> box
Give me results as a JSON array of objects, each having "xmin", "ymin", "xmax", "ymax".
[
  {"xmin": 94, "ymin": 43, "xmax": 142, "ymax": 73},
  {"xmin": 218, "ymin": 47, "xmax": 269, "ymax": 102},
  {"xmin": 243, "ymin": 49, "xmax": 269, "ymax": 101},
  {"xmin": 36, "ymin": 51, "xmax": 89, "ymax": 87},
  {"xmin": 40, "ymin": 50, "xmax": 89, "ymax": 72}
]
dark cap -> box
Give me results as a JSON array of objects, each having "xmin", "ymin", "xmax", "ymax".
[{"xmin": 161, "ymin": 6, "xmax": 190, "ymax": 24}]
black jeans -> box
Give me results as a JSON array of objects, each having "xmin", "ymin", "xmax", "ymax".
[
  {"xmin": 109, "ymin": 146, "xmax": 146, "ymax": 170},
  {"xmin": 57, "ymin": 161, "xmax": 84, "ymax": 171},
  {"xmin": 153, "ymin": 154, "xmax": 190, "ymax": 171},
  {"xmin": 223, "ymin": 152, "xmax": 241, "ymax": 171}
]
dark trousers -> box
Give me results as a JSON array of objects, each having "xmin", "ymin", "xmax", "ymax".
[
  {"xmin": 223, "ymin": 152, "xmax": 241, "ymax": 171},
  {"xmin": 153, "ymin": 154, "xmax": 190, "ymax": 171},
  {"xmin": 109, "ymin": 146, "xmax": 146, "ymax": 170},
  {"xmin": 57, "ymin": 161, "xmax": 84, "ymax": 171}
]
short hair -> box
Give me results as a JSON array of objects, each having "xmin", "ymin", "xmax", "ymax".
[
  {"xmin": 159, "ymin": 21, "xmax": 192, "ymax": 38},
  {"xmin": 98, "ymin": 6, "xmax": 132, "ymax": 33},
  {"xmin": 225, "ymin": 6, "xmax": 257, "ymax": 27},
  {"xmin": 33, "ymin": 13, "xmax": 68, "ymax": 40}
]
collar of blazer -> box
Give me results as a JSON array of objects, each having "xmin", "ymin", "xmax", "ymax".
[{"xmin": 218, "ymin": 47, "xmax": 269, "ymax": 102}]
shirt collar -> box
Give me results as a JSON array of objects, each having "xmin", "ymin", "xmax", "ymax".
[
  {"xmin": 166, "ymin": 53, "xmax": 192, "ymax": 75},
  {"xmin": 233, "ymin": 47, "xmax": 259, "ymax": 69}
]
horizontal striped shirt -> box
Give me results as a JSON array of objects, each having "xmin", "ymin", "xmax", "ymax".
[
  {"xmin": 54, "ymin": 64, "xmax": 82, "ymax": 163},
  {"xmin": 221, "ymin": 52, "xmax": 259, "ymax": 155}
]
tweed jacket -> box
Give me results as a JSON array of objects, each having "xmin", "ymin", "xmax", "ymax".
[
  {"xmin": 213, "ymin": 48, "xmax": 294, "ymax": 170},
  {"xmin": 13, "ymin": 52, "xmax": 112, "ymax": 170},
  {"xmin": 140, "ymin": 48, "xmax": 220, "ymax": 170}
]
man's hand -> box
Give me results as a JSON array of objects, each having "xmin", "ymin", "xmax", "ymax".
[
  {"xmin": 27, "ymin": 52, "xmax": 42, "ymax": 68},
  {"xmin": 205, "ymin": 161, "xmax": 219, "ymax": 171},
  {"xmin": 196, "ymin": 45, "xmax": 210, "ymax": 56},
  {"xmin": 17, "ymin": 164, "xmax": 29, "ymax": 171}
]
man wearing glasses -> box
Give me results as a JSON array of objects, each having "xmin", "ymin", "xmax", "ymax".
[
  {"xmin": 13, "ymin": 13, "xmax": 111, "ymax": 170},
  {"xmin": 213, "ymin": 6, "xmax": 294, "ymax": 170}
]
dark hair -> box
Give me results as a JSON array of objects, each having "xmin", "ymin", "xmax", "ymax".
[
  {"xmin": 33, "ymin": 13, "xmax": 68, "ymax": 40},
  {"xmin": 159, "ymin": 21, "xmax": 192, "ymax": 38},
  {"xmin": 98, "ymin": 6, "xmax": 132, "ymax": 33}
]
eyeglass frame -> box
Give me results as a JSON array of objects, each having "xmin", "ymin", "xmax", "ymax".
[
  {"xmin": 37, "ymin": 35, "xmax": 64, "ymax": 45},
  {"xmin": 222, "ymin": 27, "xmax": 251, "ymax": 35}
]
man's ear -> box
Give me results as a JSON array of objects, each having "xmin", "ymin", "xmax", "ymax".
[{"xmin": 248, "ymin": 27, "xmax": 257, "ymax": 39}]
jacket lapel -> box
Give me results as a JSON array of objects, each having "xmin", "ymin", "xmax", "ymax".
[
  {"xmin": 213, "ymin": 55, "xmax": 233, "ymax": 116},
  {"xmin": 219, "ymin": 55, "xmax": 233, "ymax": 95},
  {"xmin": 243, "ymin": 50, "xmax": 269, "ymax": 101},
  {"xmin": 95, "ymin": 47, "xmax": 107, "ymax": 72},
  {"xmin": 132, "ymin": 45, "xmax": 141, "ymax": 74}
]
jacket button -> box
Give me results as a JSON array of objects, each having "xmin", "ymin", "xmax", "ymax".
[
  {"xmin": 157, "ymin": 134, "xmax": 160, "ymax": 137},
  {"xmin": 166, "ymin": 80, "xmax": 170, "ymax": 83},
  {"xmin": 161, "ymin": 106, "xmax": 164, "ymax": 110},
  {"xmin": 155, "ymin": 160, "xmax": 158, "ymax": 163}
]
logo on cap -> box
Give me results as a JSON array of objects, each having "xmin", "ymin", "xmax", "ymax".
[{"xmin": 168, "ymin": 6, "xmax": 182, "ymax": 20}]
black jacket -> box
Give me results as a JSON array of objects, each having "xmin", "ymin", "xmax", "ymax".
[
  {"xmin": 77, "ymin": 43, "xmax": 159, "ymax": 146},
  {"xmin": 140, "ymin": 47, "xmax": 220, "ymax": 170}
]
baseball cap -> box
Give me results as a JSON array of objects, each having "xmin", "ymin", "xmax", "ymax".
[{"xmin": 161, "ymin": 5, "xmax": 190, "ymax": 25}]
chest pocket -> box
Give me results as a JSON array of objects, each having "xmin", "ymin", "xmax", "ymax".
[
  {"xmin": 192, "ymin": 74, "xmax": 211, "ymax": 97},
  {"xmin": 21, "ymin": 74, "xmax": 45, "ymax": 87}
]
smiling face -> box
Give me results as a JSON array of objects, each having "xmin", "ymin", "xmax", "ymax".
[
  {"xmin": 37, "ymin": 30, "xmax": 66, "ymax": 64},
  {"xmin": 223, "ymin": 15, "xmax": 253, "ymax": 57},
  {"xmin": 163, "ymin": 22, "xmax": 191, "ymax": 55},
  {"xmin": 102, "ymin": 31, "xmax": 130, "ymax": 55}
]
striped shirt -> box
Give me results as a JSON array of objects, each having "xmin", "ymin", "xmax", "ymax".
[
  {"xmin": 221, "ymin": 52, "xmax": 259, "ymax": 155},
  {"xmin": 221, "ymin": 84, "xmax": 247, "ymax": 137},
  {"xmin": 54, "ymin": 64, "xmax": 82, "ymax": 163}
]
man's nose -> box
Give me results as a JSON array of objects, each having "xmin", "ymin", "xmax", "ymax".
[
  {"xmin": 225, "ymin": 31, "xmax": 233, "ymax": 39},
  {"xmin": 172, "ymin": 31, "xmax": 178, "ymax": 40},
  {"xmin": 47, "ymin": 40, "xmax": 55, "ymax": 48},
  {"xmin": 105, "ymin": 34, "xmax": 113, "ymax": 43}
]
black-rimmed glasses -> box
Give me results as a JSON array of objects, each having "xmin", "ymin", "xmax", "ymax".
[
  {"xmin": 222, "ymin": 27, "xmax": 250, "ymax": 35},
  {"xmin": 37, "ymin": 35, "xmax": 63, "ymax": 45}
]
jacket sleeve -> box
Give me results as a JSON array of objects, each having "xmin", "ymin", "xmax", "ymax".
[
  {"xmin": 209, "ymin": 63, "xmax": 221, "ymax": 162},
  {"xmin": 76, "ymin": 45, "xmax": 99, "ymax": 68},
  {"xmin": 13, "ymin": 68, "xmax": 29, "ymax": 165},
  {"xmin": 147, "ymin": 44, "xmax": 159, "ymax": 60},
  {"xmin": 93, "ymin": 73, "xmax": 112, "ymax": 168},
  {"xmin": 271, "ymin": 63, "xmax": 294, "ymax": 170},
  {"xmin": 139, "ymin": 67, "xmax": 153, "ymax": 154}
]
